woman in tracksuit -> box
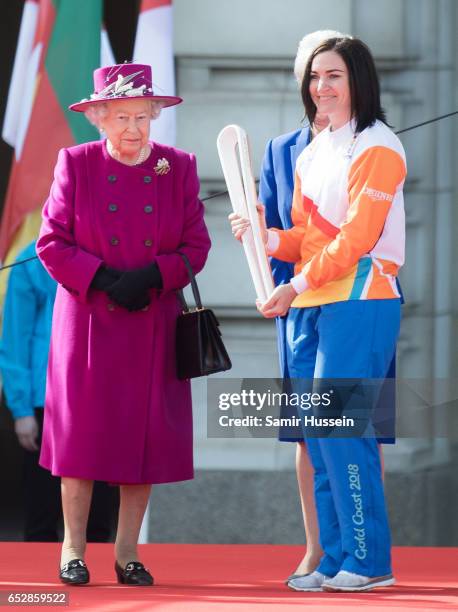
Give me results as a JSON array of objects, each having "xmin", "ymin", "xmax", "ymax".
[{"xmin": 231, "ymin": 36, "xmax": 405, "ymax": 592}]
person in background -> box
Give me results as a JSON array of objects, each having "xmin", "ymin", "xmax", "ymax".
[
  {"xmin": 259, "ymin": 30, "xmax": 347, "ymax": 582},
  {"xmin": 0, "ymin": 241, "xmax": 117, "ymax": 543}
]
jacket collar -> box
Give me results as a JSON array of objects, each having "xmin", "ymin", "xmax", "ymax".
[{"xmin": 290, "ymin": 126, "xmax": 312, "ymax": 174}]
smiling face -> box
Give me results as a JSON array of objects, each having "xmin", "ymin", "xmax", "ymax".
[
  {"xmin": 99, "ymin": 98, "xmax": 151, "ymax": 160},
  {"xmin": 309, "ymin": 50, "xmax": 351, "ymax": 130}
]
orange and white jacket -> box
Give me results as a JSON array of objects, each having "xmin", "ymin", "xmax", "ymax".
[{"xmin": 267, "ymin": 119, "xmax": 406, "ymax": 308}]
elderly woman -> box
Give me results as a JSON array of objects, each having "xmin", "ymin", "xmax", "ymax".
[
  {"xmin": 36, "ymin": 63, "xmax": 211, "ymax": 586},
  {"xmin": 231, "ymin": 38, "xmax": 405, "ymax": 592}
]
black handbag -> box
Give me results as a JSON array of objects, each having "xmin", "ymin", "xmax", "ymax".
[{"xmin": 175, "ymin": 253, "xmax": 232, "ymax": 380}]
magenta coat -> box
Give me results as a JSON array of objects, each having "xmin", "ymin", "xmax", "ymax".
[{"xmin": 36, "ymin": 140, "xmax": 211, "ymax": 484}]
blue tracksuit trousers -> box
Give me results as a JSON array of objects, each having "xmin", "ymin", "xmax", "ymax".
[{"xmin": 285, "ymin": 299, "xmax": 401, "ymax": 577}]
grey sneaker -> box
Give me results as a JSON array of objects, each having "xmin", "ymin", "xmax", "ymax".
[
  {"xmin": 284, "ymin": 572, "xmax": 308, "ymax": 584},
  {"xmin": 322, "ymin": 570, "xmax": 395, "ymax": 592},
  {"xmin": 287, "ymin": 571, "xmax": 329, "ymax": 592}
]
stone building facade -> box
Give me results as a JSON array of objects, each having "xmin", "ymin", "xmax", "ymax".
[{"xmin": 145, "ymin": 0, "xmax": 458, "ymax": 545}]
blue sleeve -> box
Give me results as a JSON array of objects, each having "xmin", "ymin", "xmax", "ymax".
[
  {"xmin": 259, "ymin": 139, "xmax": 282, "ymax": 229},
  {"xmin": 0, "ymin": 260, "xmax": 38, "ymax": 419},
  {"xmin": 258, "ymin": 139, "xmax": 294, "ymax": 286}
]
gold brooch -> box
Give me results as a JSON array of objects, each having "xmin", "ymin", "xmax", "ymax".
[{"xmin": 154, "ymin": 158, "xmax": 170, "ymax": 175}]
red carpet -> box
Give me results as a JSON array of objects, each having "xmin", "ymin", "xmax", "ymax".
[{"xmin": 0, "ymin": 544, "xmax": 457, "ymax": 611}]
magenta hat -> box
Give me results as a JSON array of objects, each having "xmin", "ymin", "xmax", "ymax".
[{"xmin": 69, "ymin": 62, "xmax": 182, "ymax": 112}]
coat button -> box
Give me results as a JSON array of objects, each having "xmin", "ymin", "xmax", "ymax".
[
  {"xmin": 144, "ymin": 239, "xmax": 153, "ymax": 247},
  {"xmin": 143, "ymin": 175, "xmax": 152, "ymax": 184},
  {"xmin": 108, "ymin": 174, "xmax": 117, "ymax": 182},
  {"xmin": 144, "ymin": 205, "xmax": 153, "ymax": 213},
  {"xmin": 110, "ymin": 237, "xmax": 119, "ymax": 246},
  {"xmin": 108, "ymin": 203, "xmax": 118, "ymax": 212},
  {"xmin": 107, "ymin": 303, "xmax": 115, "ymax": 311}
]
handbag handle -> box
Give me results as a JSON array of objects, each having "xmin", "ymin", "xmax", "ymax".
[{"xmin": 176, "ymin": 253, "xmax": 204, "ymax": 312}]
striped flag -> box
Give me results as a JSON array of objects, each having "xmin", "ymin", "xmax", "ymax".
[
  {"xmin": 2, "ymin": 0, "xmax": 40, "ymax": 149},
  {"xmin": 133, "ymin": 0, "xmax": 176, "ymax": 146},
  {"xmin": 0, "ymin": 0, "xmax": 106, "ymax": 271},
  {"xmin": 101, "ymin": 23, "xmax": 116, "ymax": 68}
]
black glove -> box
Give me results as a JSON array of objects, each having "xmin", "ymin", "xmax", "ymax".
[
  {"xmin": 90, "ymin": 266, "xmax": 122, "ymax": 291},
  {"xmin": 107, "ymin": 263, "xmax": 163, "ymax": 311},
  {"xmin": 118, "ymin": 291, "xmax": 151, "ymax": 312}
]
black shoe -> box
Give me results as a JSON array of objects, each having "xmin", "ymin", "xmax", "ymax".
[
  {"xmin": 59, "ymin": 559, "xmax": 89, "ymax": 585},
  {"xmin": 115, "ymin": 560, "xmax": 154, "ymax": 586}
]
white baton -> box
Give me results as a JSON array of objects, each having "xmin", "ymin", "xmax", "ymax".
[{"xmin": 217, "ymin": 124, "xmax": 274, "ymax": 303}]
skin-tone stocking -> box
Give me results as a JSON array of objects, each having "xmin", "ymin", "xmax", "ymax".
[
  {"xmin": 60, "ymin": 478, "xmax": 153, "ymax": 569},
  {"xmin": 115, "ymin": 484, "xmax": 152, "ymax": 568},
  {"xmin": 60, "ymin": 477, "xmax": 93, "ymax": 567}
]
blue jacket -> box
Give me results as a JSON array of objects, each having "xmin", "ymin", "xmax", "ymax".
[
  {"xmin": 258, "ymin": 127, "xmax": 311, "ymax": 376},
  {"xmin": 0, "ymin": 242, "xmax": 56, "ymax": 419},
  {"xmin": 259, "ymin": 127, "xmax": 312, "ymax": 286}
]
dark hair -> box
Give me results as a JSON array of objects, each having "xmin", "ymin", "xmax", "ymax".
[{"xmin": 301, "ymin": 37, "xmax": 388, "ymax": 133}]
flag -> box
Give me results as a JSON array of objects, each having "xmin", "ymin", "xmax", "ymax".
[
  {"xmin": 2, "ymin": 0, "xmax": 40, "ymax": 149},
  {"xmin": 101, "ymin": 23, "xmax": 115, "ymax": 68},
  {"xmin": 133, "ymin": 0, "xmax": 176, "ymax": 146},
  {"xmin": 0, "ymin": 0, "xmax": 105, "ymax": 267}
]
